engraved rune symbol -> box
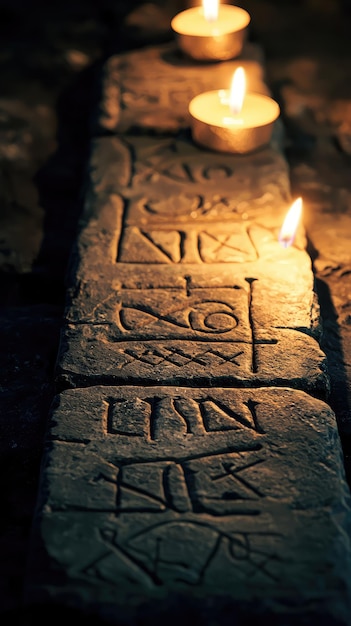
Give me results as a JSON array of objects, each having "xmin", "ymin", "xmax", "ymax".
[
  {"xmin": 115, "ymin": 448, "xmax": 265, "ymax": 517},
  {"xmin": 118, "ymin": 226, "xmax": 256, "ymax": 264},
  {"xmin": 89, "ymin": 522, "xmax": 282, "ymax": 588},
  {"xmin": 202, "ymin": 231, "xmax": 248, "ymax": 256},
  {"xmin": 122, "ymin": 345, "xmax": 244, "ymax": 368},
  {"xmin": 134, "ymin": 160, "xmax": 234, "ymax": 186},
  {"xmin": 211, "ymin": 457, "xmax": 266, "ymax": 499},
  {"xmin": 108, "ymin": 395, "xmax": 265, "ymax": 439},
  {"xmin": 183, "ymin": 450, "xmax": 266, "ymax": 514},
  {"xmin": 119, "ymin": 300, "xmax": 239, "ymax": 334}
]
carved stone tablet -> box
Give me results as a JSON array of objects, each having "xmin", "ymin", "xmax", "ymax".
[
  {"xmin": 56, "ymin": 323, "xmax": 328, "ymax": 393},
  {"xmin": 25, "ymin": 386, "xmax": 351, "ymax": 624},
  {"xmin": 24, "ymin": 35, "xmax": 350, "ymax": 626},
  {"xmin": 77, "ymin": 135, "xmax": 300, "ymax": 284},
  {"xmin": 55, "ymin": 127, "xmax": 325, "ymax": 393},
  {"xmin": 57, "ymin": 273, "xmax": 327, "ymax": 393},
  {"xmin": 97, "ymin": 41, "xmax": 269, "ymax": 134},
  {"xmin": 89, "ymin": 135, "xmax": 290, "ymax": 213}
]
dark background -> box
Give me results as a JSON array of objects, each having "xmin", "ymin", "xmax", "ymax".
[{"xmin": 1, "ymin": 0, "xmax": 351, "ymax": 622}]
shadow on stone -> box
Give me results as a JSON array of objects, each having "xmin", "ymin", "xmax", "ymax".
[{"xmin": 313, "ymin": 275, "xmax": 351, "ymax": 486}]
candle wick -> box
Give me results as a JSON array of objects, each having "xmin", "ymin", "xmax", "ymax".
[
  {"xmin": 204, "ymin": 15, "xmax": 218, "ymax": 24},
  {"xmin": 230, "ymin": 105, "xmax": 241, "ymax": 116},
  {"xmin": 279, "ymin": 236, "xmax": 293, "ymax": 249}
]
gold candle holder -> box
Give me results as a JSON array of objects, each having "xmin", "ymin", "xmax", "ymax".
[
  {"xmin": 189, "ymin": 68, "xmax": 280, "ymax": 154},
  {"xmin": 171, "ymin": 4, "xmax": 250, "ymax": 61}
]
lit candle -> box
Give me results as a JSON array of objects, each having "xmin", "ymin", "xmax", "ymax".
[
  {"xmin": 171, "ymin": 0, "xmax": 250, "ymax": 61},
  {"xmin": 189, "ymin": 66, "xmax": 280, "ymax": 154},
  {"xmin": 279, "ymin": 198, "xmax": 303, "ymax": 248}
]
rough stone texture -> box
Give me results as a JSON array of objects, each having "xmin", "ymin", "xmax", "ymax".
[
  {"xmin": 72, "ymin": 134, "xmax": 294, "ymax": 277},
  {"xmin": 97, "ymin": 41, "xmax": 269, "ymax": 134},
  {"xmin": 57, "ymin": 325, "xmax": 328, "ymax": 393},
  {"xmin": 1, "ymin": 1, "xmax": 351, "ymax": 622},
  {"xmin": 23, "ymin": 34, "xmax": 351, "ymax": 626},
  {"xmin": 237, "ymin": 0, "xmax": 351, "ymax": 454},
  {"xmin": 56, "ymin": 133, "xmax": 326, "ymax": 394},
  {"xmin": 25, "ymin": 385, "xmax": 351, "ymax": 625}
]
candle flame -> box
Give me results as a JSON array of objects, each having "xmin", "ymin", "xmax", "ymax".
[
  {"xmin": 229, "ymin": 67, "xmax": 246, "ymax": 116},
  {"xmin": 279, "ymin": 197, "xmax": 303, "ymax": 248},
  {"xmin": 203, "ymin": 0, "xmax": 219, "ymax": 23}
]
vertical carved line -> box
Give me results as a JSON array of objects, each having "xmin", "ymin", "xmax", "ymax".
[
  {"xmin": 120, "ymin": 136, "xmax": 136, "ymax": 189},
  {"xmin": 185, "ymin": 275, "xmax": 191, "ymax": 297},
  {"xmin": 144, "ymin": 397, "xmax": 157, "ymax": 441},
  {"xmin": 246, "ymin": 278, "xmax": 258, "ymax": 373},
  {"xmin": 106, "ymin": 398, "xmax": 114, "ymax": 435},
  {"xmin": 115, "ymin": 198, "xmax": 129, "ymax": 263},
  {"xmin": 245, "ymin": 399, "xmax": 265, "ymax": 434},
  {"xmin": 115, "ymin": 137, "xmax": 134, "ymax": 263}
]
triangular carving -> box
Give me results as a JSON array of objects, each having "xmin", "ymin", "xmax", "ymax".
[
  {"xmin": 120, "ymin": 308, "xmax": 159, "ymax": 330},
  {"xmin": 201, "ymin": 399, "xmax": 258, "ymax": 432},
  {"xmin": 160, "ymin": 162, "xmax": 195, "ymax": 183},
  {"xmin": 146, "ymin": 230, "xmax": 181, "ymax": 263},
  {"xmin": 118, "ymin": 227, "xmax": 173, "ymax": 263},
  {"xmin": 118, "ymin": 484, "xmax": 166, "ymax": 512},
  {"xmin": 201, "ymin": 400, "xmax": 241, "ymax": 432}
]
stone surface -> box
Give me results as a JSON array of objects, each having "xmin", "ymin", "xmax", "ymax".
[
  {"xmin": 56, "ymin": 133, "xmax": 326, "ymax": 394},
  {"xmin": 23, "ymin": 29, "xmax": 351, "ymax": 626},
  {"xmin": 73, "ymin": 134, "xmax": 293, "ymax": 276},
  {"xmin": 25, "ymin": 385, "xmax": 351, "ymax": 625},
  {"xmin": 246, "ymin": 0, "xmax": 351, "ymax": 442},
  {"xmin": 1, "ymin": 1, "xmax": 351, "ymax": 622},
  {"xmin": 57, "ymin": 325, "xmax": 328, "ymax": 393},
  {"xmin": 97, "ymin": 41, "xmax": 269, "ymax": 134}
]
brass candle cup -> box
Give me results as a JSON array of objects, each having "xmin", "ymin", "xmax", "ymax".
[
  {"xmin": 189, "ymin": 91, "xmax": 280, "ymax": 154},
  {"xmin": 171, "ymin": 5, "xmax": 250, "ymax": 61}
]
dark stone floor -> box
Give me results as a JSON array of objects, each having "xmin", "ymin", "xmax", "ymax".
[
  {"xmin": 1, "ymin": 0, "xmax": 351, "ymax": 622},
  {"xmin": 0, "ymin": 1, "xmax": 131, "ymax": 617}
]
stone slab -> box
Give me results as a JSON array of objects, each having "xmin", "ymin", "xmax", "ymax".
[
  {"xmin": 64, "ymin": 277, "xmax": 318, "ymax": 336},
  {"xmin": 97, "ymin": 41, "xmax": 270, "ymax": 134},
  {"xmin": 74, "ymin": 135, "xmax": 302, "ymax": 278},
  {"xmin": 57, "ymin": 132, "xmax": 325, "ymax": 393},
  {"xmin": 88, "ymin": 134, "xmax": 290, "ymax": 214},
  {"xmin": 57, "ymin": 277, "xmax": 327, "ymax": 393},
  {"xmin": 24, "ymin": 36, "xmax": 347, "ymax": 626},
  {"xmin": 25, "ymin": 385, "xmax": 351, "ymax": 625},
  {"xmin": 56, "ymin": 325, "xmax": 328, "ymax": 394}
]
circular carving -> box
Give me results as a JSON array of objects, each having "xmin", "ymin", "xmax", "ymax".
[{"xmin": 189, "ymin": 301, "xmax": 239, "ymax": 333}]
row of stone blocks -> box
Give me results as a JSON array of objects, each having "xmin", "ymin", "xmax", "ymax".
[{"xmin": 23, "ymin": 41, "xmax": 351, "ymax": 625}]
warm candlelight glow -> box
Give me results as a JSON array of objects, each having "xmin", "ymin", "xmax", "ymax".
[
  {"xmin": 171, "ymin": 4, "xmax": 250, "ymax": 61},
  {"xmin": 229, "ymin": 67, "xmax": 246, "ymax": 116},
  {"xmin": 279, "ymin": 198, "xmax": 303, "ymax": 248},
  {"xmin": 189, "ymin": 61, "xmax": 280, "ymax": 153},
  {"xmin": 203, "ymin": 0, "xmax": 219, "ymax": 22}
]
